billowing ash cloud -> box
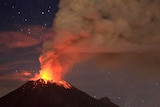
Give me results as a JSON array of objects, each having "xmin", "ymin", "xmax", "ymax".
[
  {"xmin": 39, "ymin": 0, "xmax": 160, "ymax": 79},
  {"xmin": 54, "ymin": 0, "xmax": 160, "ymax": 52}
]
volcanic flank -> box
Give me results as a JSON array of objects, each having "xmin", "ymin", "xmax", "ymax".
[{"xmin": 0, "ymin": 79, "xmax": 118, "ymax": 107}]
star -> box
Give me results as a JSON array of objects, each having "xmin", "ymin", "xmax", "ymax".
[
  {"xmin": 12, "ymin": 6, "xmax": 15, "ymax": 9},
  {"xmin": 17, "ymin": 11, "xmax": 21, "ymax": 15},
  {"xmin": 41, "ymin": 11, "xmax": 45, "ymax": 15},
  {"xmin": 20, "ymin": 29, "xmax": 23, "ymax": 32},
  {"xmin": 47, "ymin": 10, "xmax": 50, "ymax": 13},
  {"xmin": 24, "ymin": 18, "xmax": 27, "ymax": 22}
]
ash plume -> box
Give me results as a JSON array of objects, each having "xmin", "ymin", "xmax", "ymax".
[{"xmin": 39, "ymin": 0, "xmax": 160, "ymax": 79}]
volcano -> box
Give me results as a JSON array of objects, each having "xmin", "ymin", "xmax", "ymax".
[{"xmin": 0, "ymin": 79, "xmax": 118, "ymax": 107}]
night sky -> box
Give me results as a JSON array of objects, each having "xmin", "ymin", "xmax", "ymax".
[{"xmin": 0, "ymin": 0, "xmax": 160, "ymax": 107}]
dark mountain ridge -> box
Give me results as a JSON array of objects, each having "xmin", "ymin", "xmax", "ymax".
[{"xmin": 0, "ymin": 79, "xmax": 119, "ymax": 107}]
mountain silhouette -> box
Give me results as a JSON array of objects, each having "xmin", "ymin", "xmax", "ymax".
[{"xmin": 0, "ymin": 79, "xmax": 119, "ymax": 107}]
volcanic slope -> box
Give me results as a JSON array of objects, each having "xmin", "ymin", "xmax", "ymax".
[{"xmin": 0, "ymin": 79, "xmax": 119, "ymax": 107}]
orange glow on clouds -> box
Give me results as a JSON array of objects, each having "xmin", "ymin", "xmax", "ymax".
[{"xmin": 23, "ymin": 71, "xmax": 31, "ymax": 76}]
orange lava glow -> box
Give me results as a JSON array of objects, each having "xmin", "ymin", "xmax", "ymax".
[
  {"xmin": 34, "ymin": 78, "xmax": 72, "ymax": 89},
  {"xmin": 33, "ymin": 52, "xmax": 63, "ymax": 81},
  {"xmin": 32, "ymin": 52, "xmax": 71, "ymax": 88},
  {"xmin": 39, "ymin": 69, "xmax": 52, "ymax": 80},
  {"xmin": 39, "ymin": 60, "xmax": 63, "ymax": 81}
]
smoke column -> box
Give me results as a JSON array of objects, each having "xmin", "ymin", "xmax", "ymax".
[{"xmin": 37, "ymin": 0, "xmax": 160, "ymax": 80}]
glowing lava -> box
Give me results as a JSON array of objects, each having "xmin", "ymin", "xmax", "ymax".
[
  {"xmin": 39, "ymin": 67, "xmax": 56, "ymax": 81},
  {"xmin": 32, "ymin": 77, "xmax": 72, "ymax": 89},
  {"xmin": 37, "ymin": 52, "xmax": 63, "ymax": 81},
  {"xmin": 32, "ymin": 52, "xmax": 71, "ymax": 89},
  {"xmin": 32, "ymin": 52, "xmax": 62, "ymax": 81},
  {"xmin": 32, "ymin": 78, "xmax": 71, "ymax": 89}
]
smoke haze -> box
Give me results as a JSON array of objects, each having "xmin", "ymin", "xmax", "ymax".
[{"xmin": 39, "ymin": 0, "xmax": 160, "ymax": 79}]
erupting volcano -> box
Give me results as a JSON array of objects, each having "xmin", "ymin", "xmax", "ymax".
[
  {"xmin": 33, "ymin": 51, "xmax": 64, "ymax": 81},
  {"xmin": 4, "ymin": 42, "xmax": 119, "ymax": 107},
  {"xmin": 0, "ymin": 1, "xmax": 119, "ymax": 105},
  {"xmin": 0, "ymin": 78, "xmax": 119, "ymax": 107},
  {"xmin": 31, "ymin": 50, "xmax": 70, "ymax": 87}
]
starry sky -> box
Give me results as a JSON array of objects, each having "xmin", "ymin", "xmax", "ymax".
[{"xmin": 0, "ymin": 0, "xmax": 160, "ymax": 107}]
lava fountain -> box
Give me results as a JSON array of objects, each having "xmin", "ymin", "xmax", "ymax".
[
  {"xmin": 38, "ymin": 52, "xmax": 63, "ymax": 81},
  {"xmin": 32, "ymin": 51, "xmax": 71, "ymax": 88}
]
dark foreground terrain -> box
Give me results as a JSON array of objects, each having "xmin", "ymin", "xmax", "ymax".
[{"xmin": 0, "ymin": 79, "xmax": 119, "ymax": 107}]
